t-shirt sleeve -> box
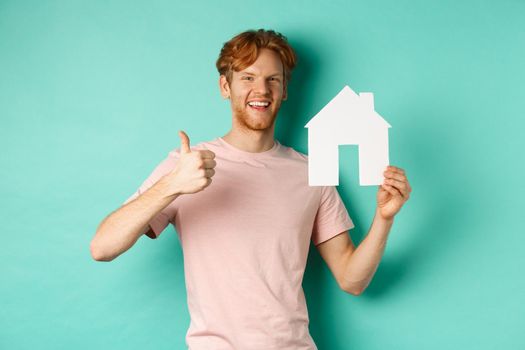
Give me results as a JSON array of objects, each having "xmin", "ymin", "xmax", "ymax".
[
  {"xmin": 311, "ymin": 186, "xmax": 355, "ymax": 246},
  {"xmin": 122, "ymin": 149, "xmax": 180, "ymax": 239}
]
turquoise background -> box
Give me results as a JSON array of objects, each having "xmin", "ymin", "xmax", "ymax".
[{"xmin": 1, "ymin": 0, "xmax": 524, "ymax": 348}]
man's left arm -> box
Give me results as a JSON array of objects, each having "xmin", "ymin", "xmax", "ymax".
[{"xmin": 316, "ymin": 165, "xmax": 412, "ymax": 295}]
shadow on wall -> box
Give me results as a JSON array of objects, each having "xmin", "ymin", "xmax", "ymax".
[
  {"xmin": 275, "ymin": 33, "xmax": 325, "ymax": 150},
  {"xmin": 287, "ymin": 31, "xmax": 465, "ymax": 348}
]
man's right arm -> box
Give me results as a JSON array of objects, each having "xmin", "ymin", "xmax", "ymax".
[
  {"xmin": 89, "ymin": 130, "xmax": 216, "ymax": 262},
  {"xmin": 90, "ymin": 176, "xmax": 179, "ymax": 262}
]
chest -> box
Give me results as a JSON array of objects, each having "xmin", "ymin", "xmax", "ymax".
[{"xmin": 173, "ymin": 159, "xmax": 321, "ymax": 234}]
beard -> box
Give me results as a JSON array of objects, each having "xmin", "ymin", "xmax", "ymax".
[{"xmin": 232, "ymin": 100, "xmax": 282, "ymax": 131}]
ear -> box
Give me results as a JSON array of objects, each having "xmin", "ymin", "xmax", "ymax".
[
  {"xmin": 282, "ymin": 82, "xmax": 288, "ymax": 101},
  {"xmin": 219, "ymin": 75, "xmax": 230, "ymax": 99}
]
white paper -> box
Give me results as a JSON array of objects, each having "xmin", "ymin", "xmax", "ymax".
[{"xmin": 304, "ymin": 85, "xmax": 391, "ymax": 186}]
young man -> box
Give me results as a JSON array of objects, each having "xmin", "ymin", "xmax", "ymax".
[{"xmin": 90, "ymin": 29, "xmax": 411, "ymax": 349}]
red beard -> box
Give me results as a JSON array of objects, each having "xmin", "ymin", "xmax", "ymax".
[{"xmin": 232, "ymin": 101, "xmax": 281, "ymax": 131}]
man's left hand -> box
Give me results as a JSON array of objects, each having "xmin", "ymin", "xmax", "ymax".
[{"xmin": 376, "ymin": 165, "xmax": 412, "ymax": 220}]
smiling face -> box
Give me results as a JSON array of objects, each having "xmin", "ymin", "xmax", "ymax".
[{"xmin": 219, "ymin": 48, "xmax": 288, "ymax": 132}]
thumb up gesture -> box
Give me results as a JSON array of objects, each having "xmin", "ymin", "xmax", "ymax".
[{"xmin": 166, "ymin": 130, "xmax": 216, "ymax": 195}]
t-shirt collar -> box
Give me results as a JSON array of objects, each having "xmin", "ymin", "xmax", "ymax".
[{"xmin": 216, "ymin": 137, "xmax": 280, "ymax": 159}]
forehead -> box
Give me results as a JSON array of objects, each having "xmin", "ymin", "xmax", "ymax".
[{"xmin": 236, "ymin": 49, "xmax": 284, "ymax": 76}]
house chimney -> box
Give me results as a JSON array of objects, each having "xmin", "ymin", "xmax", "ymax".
[{"xmin": 359, "ymin": 92, "xmax": 374, "ymax": 110}]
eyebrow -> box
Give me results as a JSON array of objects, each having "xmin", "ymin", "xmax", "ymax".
[{"xmin": 241, "ymin": 72, "xmax": 283, "ymax": 77}]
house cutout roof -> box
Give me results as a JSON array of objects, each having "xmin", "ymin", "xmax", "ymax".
[{"xmin": 305, "ymin": 85, "xmax": 391, "ymax": 129}]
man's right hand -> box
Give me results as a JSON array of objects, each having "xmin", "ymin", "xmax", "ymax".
[{"xmin": 164, "ymin": 130, "xmax": 216, "ymax": 195}]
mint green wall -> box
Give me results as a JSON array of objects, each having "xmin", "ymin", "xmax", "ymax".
[{"xmin": 1, "ymin": 0, "xmax": 523, "ymax": 348}]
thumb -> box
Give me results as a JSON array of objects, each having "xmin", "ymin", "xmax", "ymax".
[{"xmin": 179, "ymin": 130, "xmax": 191, "ymax": 154}]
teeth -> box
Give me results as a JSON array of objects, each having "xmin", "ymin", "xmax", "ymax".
[{"xmin": 248, "ymin": 101, "xmax": 270, "ymax": 107}]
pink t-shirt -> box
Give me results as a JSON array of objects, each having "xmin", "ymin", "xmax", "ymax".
[{"xmin": 123, "ymin": 137, "xmax": 354, "ymax": 349}]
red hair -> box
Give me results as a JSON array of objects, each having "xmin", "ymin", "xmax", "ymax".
[{"xmin": 216, "ymin": 29, "xmax": 297, "ymax": 85}]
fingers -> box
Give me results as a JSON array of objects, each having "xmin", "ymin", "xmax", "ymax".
[
  {"xmin": 179, "ymin": 130, "xmax": 191, "ymax": 154},
  {"xmin": 199, "ymin": 150, "xmax": 216, "ymax": 159},
  {"xmin": 383, "ymin": 178, "xmax": 410, "ymax": 198},
  {"xmin": 381, "ymin": 184, "xmax": 401, "ymax": 197},
  {"xmin": 177, "ymin": 132, "xmax": 215, "ymax": 159},
  {"xmin": 383, "ymin": 171, "xmax": 405, "ymax": 182},
  {"xmin": 383, "ymin": 165, "xmax": 411, "ymax": 199},
  {"xmin": 202, "ymin": 159, "xmax": 216, "ymax": 169},
  {"xmin": 385, "ymin": 165, "xmax": 405, "ymax": 175}
]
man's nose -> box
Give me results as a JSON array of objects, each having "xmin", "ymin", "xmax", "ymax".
[{"xmin": 254, "ymin": 78, "xmax": 270, "ymax": 95}]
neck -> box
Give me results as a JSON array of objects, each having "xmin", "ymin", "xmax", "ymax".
[{"xmin": 221, "ymin": 126, "xmax": 276, "ymax": 153}]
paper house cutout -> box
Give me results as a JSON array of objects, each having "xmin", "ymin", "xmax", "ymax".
[{"xmin": 305, "ymin": 85, "xmax": 391, "ymax": 186}]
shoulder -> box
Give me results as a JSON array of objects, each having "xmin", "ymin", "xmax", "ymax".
[
  {"xmin": 277, "ymin": 141, "xmax": 309, "ymax": 164},
  {"xmin": 167, "ymin": 138, "xmax": 216, "ymax": 158}
]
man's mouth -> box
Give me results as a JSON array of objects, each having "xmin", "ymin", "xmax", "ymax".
[{"xmin": 247, "ymin": 101, "xmax": 271, "ymax": 112}]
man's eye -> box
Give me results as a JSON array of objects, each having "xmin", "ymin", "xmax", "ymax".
[{"xmin": 243, "ymin": 76, "xmax": 254, "ymax": 81}]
